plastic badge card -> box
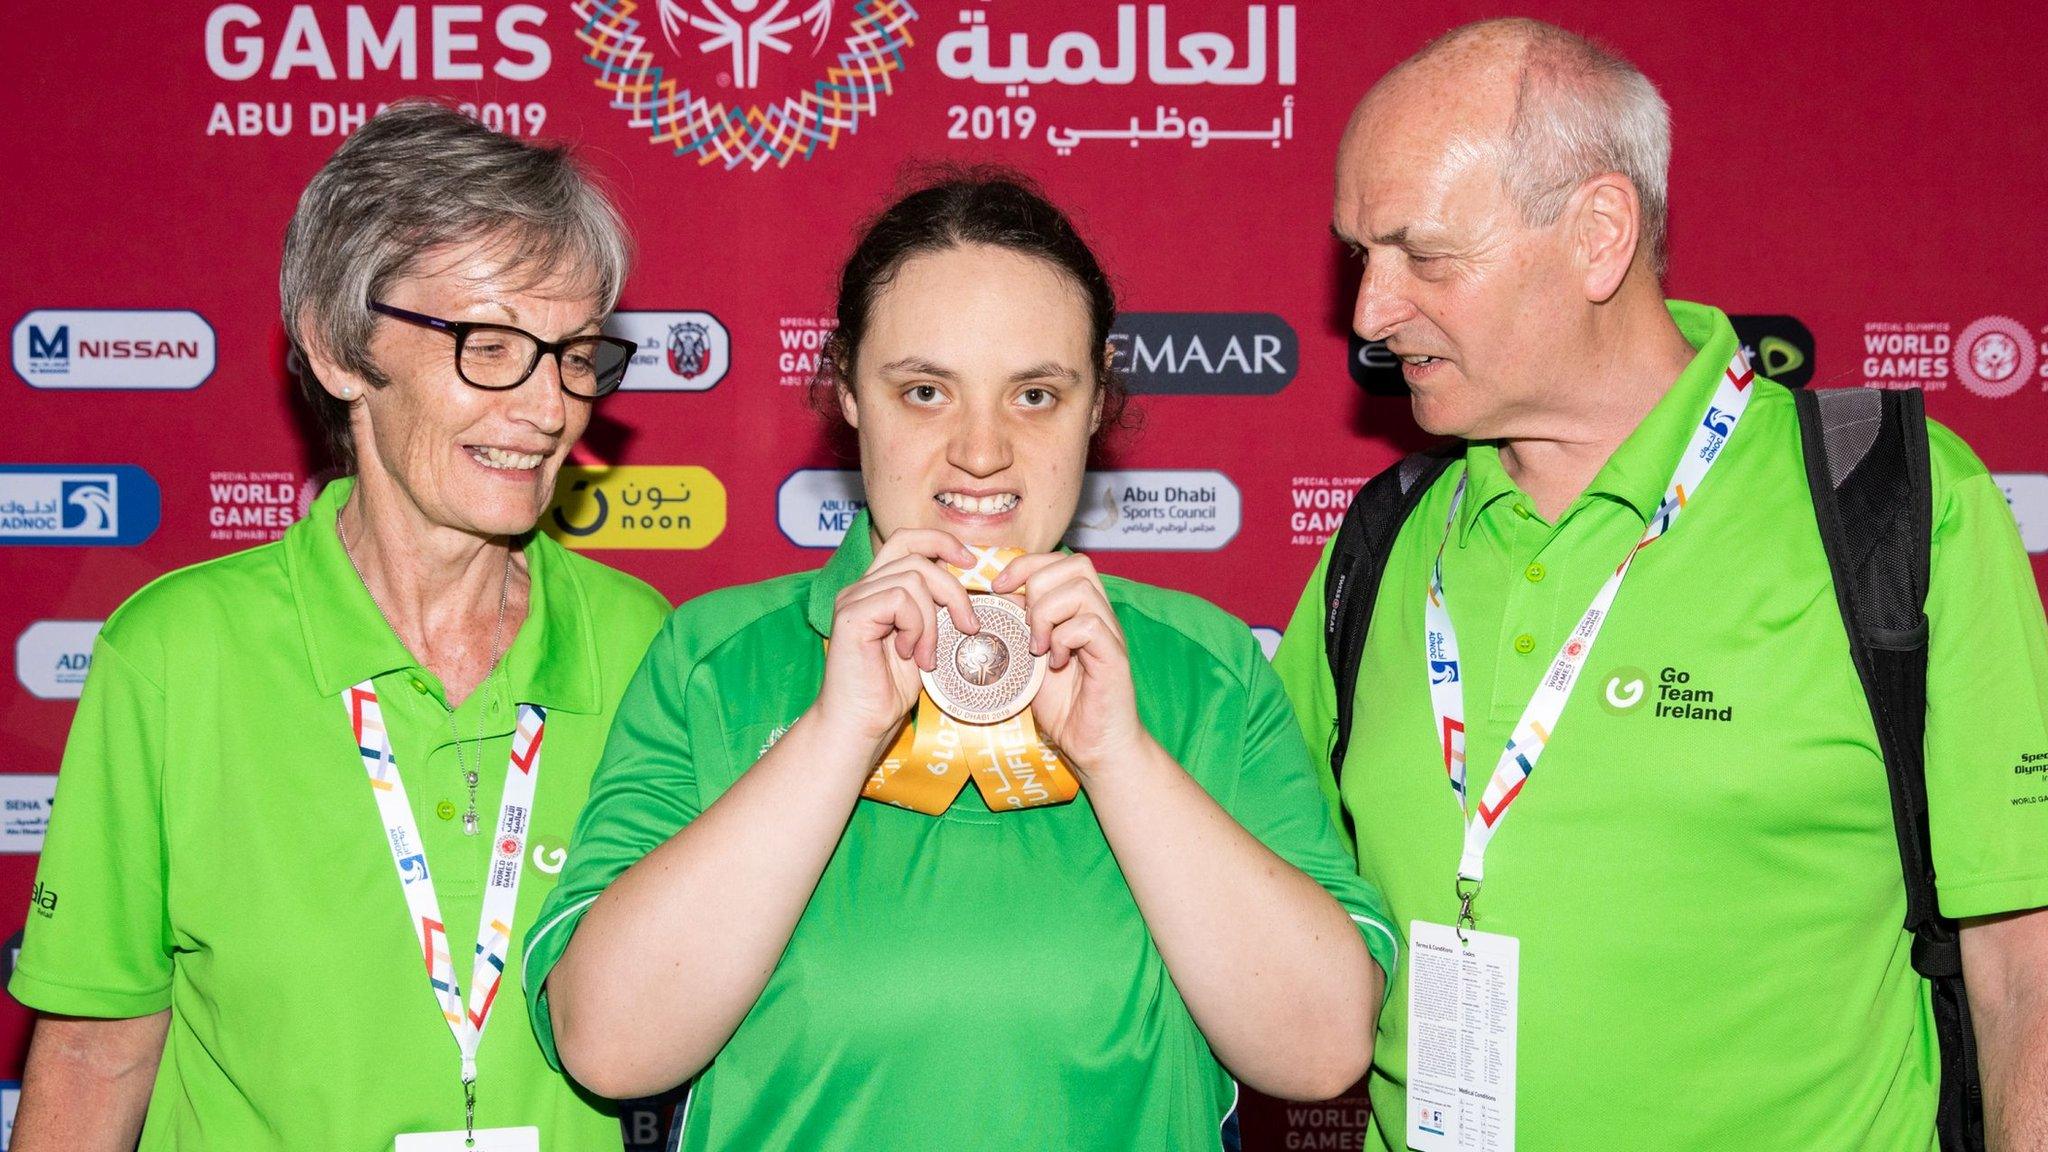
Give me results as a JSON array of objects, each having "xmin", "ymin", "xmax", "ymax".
[
  {"xmin": 395, "ymin": 1127, "xmax": 541, "ymax": 1151},
  {"xmin": 1406, "ymin": 920, "xmax": 1518, "ymax": 1152}
]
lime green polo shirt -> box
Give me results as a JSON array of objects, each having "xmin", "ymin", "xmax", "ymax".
[
  {"xmin": 523, "ymin": 511, "xmax": 1399, "ymax": 1152},
  {"xmin": 11, "ymin": 477, "xmax": 669, "ymax": 1152},
  {"xmin": 1272, "ymin": 301, "xmax": 2048, "ymax": 1152}
]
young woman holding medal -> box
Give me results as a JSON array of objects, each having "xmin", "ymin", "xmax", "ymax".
[
  {"xmin": 8, "ymin": 104, "xmax": 665, "ymax": 1151},
  {"xmin": 528, "ymin": 174, "xmax": 1399, "ymax": 1149}
]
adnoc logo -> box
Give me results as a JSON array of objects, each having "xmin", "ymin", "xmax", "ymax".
[
  {"xmin": 0, "ymin": 465, "xmax": 161, "ymax": 546},
  {"xmin": 543, "ymin": 466, "xmax": 726, "ymax": 549},
  {"xmin": 15, "ymin": 621, "xmax": 102, "ymax": 701},
  {"xmin": 607, "ymin": 311, "xmax": 730, "ymax": 391},
  {"xmin": 777, "ymin": 468, "xmax": 866, "ymax": 547},
  {"xmin": 13, "ymin": 310, "xmax": 215, "ymax": 391},
  {"xmin": 578, "ymin": 0, "xmax": 919, "ymax": 170},
  {"xmin": 1953, "ymin": 316, "xmax": 2037, "ymax": 399}
]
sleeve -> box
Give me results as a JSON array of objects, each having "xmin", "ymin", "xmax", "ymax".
[
  {"xmin": 1269, "ymin": 536, "xmax": 1347, "ymax": 841},
  {"xmin": 1228, "ymin": 628, "xmax": 1401, "ymax": 980},
  {"xmin": 9, "ymin": 631, "xmax": 173, "ymax": 1017},
  {"xmin": 1920, "ymin": 422, "xmax": 2048, "ymax": 919},
  {"xmin": 521, "ymin": 610, "xmax": 703, "ymax": 1068}
]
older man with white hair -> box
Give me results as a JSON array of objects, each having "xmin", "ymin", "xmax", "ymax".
[{"xmin": 1274, "ymin": 17, "xmax": 2048, "ymax": 1152}]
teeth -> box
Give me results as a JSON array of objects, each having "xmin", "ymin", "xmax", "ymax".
[
  {"xmin": 937, "ymin": 492, "xmax": 1020, "ymax": 515},
  {"xmin": 471, "ymin": 446, "xmax": 545, "ymax": 470},
  {"xmin": 1400, "ymin": 355, "xmax": 1439, "ymax": 365}
]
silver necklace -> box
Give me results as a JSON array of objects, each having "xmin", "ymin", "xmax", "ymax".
[{"xmin": 338, "ymin": 512, "xmax": 511, "ymax": 836}]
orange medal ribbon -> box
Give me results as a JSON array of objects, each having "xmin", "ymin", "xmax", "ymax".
[{"xmin": 860, "ymin": 546, "xmax": 1080, "ymax": 815}]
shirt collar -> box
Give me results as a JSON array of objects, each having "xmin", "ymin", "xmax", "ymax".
[
  {"xmin": 289, "ymin": 476, "xmax": 602, "ymax": 712},
  {"xmin": 805, "ymin": 509, "xmax": 879, "ymax": 638},
  {"xmin": 1455, "ymin": 300, "xmax": 1741, "ymax": 546}
]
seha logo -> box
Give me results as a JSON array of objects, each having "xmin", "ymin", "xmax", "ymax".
[
  {"xmin": 777, "ymin": 469, "xmax": 867, "ymax": 548},
  {"xmin": 0, "ymin": 775, "xmax": 58, "ymax": 855},
  {"xmin": 1108, "ymin": 313, "xmax": 1296, "ymax": 395},
  {"xmin": 606, "ymin": 311, "xmax": 730, "ymax": 392},
  {"xmin": 15, "ymin": 620, "xmax": 102, "ymax": 701},
  {"xmin": 13, "ymin": 310, "xmax": 215, "ymax": 391},
  {"xmin": 580, "ymin": 0, "xmax": 919, "ymax": 169},
  {"xmin": 1066, "ymin": 469, "xmax": 1240, "ymax": 552}
]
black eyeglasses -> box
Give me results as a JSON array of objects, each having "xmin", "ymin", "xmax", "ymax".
[{"xmin": 368, "ymin": 301, "xmax": 637, "ymax": 398}]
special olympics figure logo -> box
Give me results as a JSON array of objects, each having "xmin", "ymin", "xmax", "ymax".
[
  {"xmin": 578, "ymin": 0, "xmax": 919, "ymax": 170},
  {"xmin": 1953, "ymin": 316, "xmax": 2038, "ymax": 399}
]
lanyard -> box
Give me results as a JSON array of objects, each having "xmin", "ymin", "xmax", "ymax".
[
  {"xmin": 1425, "ymin": 355, "xmax": 1754, "ymax": 928},
  {"xmin": 346, "ymin": 679, "xmax": 546, "ymax": 1137}
]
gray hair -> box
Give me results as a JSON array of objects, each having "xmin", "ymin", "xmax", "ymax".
[
  {"xmin": 1412, "ymin": 19, "xmax": 1672, "ymax": 278},
  {"xmin": 280, "ymin": 100, "xmax": 632, "ymax": 469}
]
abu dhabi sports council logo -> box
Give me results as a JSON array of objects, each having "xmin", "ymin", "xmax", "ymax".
[
  {"xmin": 1995, "ymin": 473, "xmax": 2047, "ymax": 553},
  {"xmin": 1108, "ymin": 313, "xmax": 1297, "ymax": 395},
  {"xmin": 578, "ymin": 0, "xmax": 918, "ymax": 170},
  {"xmin": 15, "ymin": 621, "xmax": 102, "ymax": 701},
  {"xmin": 1953, "ymin": 316, "xmax": 2037, "ymax": 399},
  {"xmin": 777, "ymin": 468, "xmax": 866, "ymax": 547},
  {"xmin": 607, "ymin": 311, "xmax": 730, "ymax": 391},
  {"xmin": 13, "ymin": 310, "xmax": 214, "ymax": 391},
  {"xmin": 0, "ymin": 466, "xmax": 161, "ymax": 546},
  {"xmin": 1066, "ymin": 470, "xmax": 1240, "ymax": 552}
]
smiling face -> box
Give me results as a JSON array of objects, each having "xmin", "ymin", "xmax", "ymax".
[
  {"xmin": 1333, "ymin": 67, "xmax": 1582, "ymax": 440},
  {"xmin": 839, "ymin": 243, "xmax": 1103, "ymax": 553},
  {"xmin": 318, "ymin": 237, "xmax": 604, "ymax": 539}
]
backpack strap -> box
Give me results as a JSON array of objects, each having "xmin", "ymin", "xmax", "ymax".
[
  {"xmin": 1322, "ymin": 447, "xmax": 1458, "ymax": 785},
  {"xmin": 1794, "ymin": 386, "xmax": 1982, "ymax": 1152}
]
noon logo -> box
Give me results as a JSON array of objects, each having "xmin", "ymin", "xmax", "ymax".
[
  {"xmin": 1600, "ymin": 666, "xmax": 1648, "ymax": 714},
  {"xmin": 544, "ymin": 466, "xmax": 727, "ymax": 550}
]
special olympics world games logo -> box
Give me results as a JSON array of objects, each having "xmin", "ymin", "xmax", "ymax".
[
  {"xmin": 1952, "ymin": 316, "xmax": 2038, "ymax": 399},
  {"xmin": 576, "ymin": 0, "xmax": 919, "ymax": 170}
]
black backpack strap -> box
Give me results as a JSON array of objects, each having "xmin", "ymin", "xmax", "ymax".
[
  {"xmin": 1794, "ymin": 386, "xmax": 1982, "ymax": 1152},
  {"xmin": 1322, "ymin": 447, "xmax": 1458, "ymax": 785}
]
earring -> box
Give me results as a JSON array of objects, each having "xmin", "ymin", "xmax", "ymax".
[{"xmin": 340, "ymin": 386, "xmax": 354, "ymax": 398}]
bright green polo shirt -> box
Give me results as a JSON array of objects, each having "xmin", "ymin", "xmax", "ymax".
[
  {"xmin": 11, "ymin": 477, "xmax": 668, "ymax": 1151},
  {"xmin": 1273, "ymin": 301, "xmax": 2048, "ymax": 1152},
  {"xmin": 523, "ymin": 511, "xmax": 1399, "ymax": 1152}
]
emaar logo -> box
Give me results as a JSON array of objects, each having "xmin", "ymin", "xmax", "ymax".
[
  {"xmin": 13, "ymin": 310, "xmax": 215, "ymax": 390},
  {"xmin": 0, "ymin": 466, "xmax": 161, "ymax": 546}
]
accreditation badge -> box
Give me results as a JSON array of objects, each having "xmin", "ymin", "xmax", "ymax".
[
  {"xmin": 860, "ymin": 546, "xmax": 1078, "ymax": 815},
  {"xmin": 1405, "ymin": 921, "xmax": 1518, "ymax": 1152},
  {"xmin": 395, "ymin": 1126, "xmax": 541, "ymax": 1151}
]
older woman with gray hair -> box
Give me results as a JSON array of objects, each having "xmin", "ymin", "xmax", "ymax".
[{"xmin": 7, "ymin": 102, "xmax": 667, "ymax": 1152}]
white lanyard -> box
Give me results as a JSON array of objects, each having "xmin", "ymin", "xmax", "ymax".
[
  {"xmin": 346, "ymin": 680, "xmax": 546, "ymax": 1134},
  {"xmin": 1425, "ymin": 354, "xmax": 1755, "ymax": 926}
]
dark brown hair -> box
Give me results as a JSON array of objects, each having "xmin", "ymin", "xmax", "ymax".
[{"xmin": 813, "ymin": 168, "xmax": 1132, "ymax": 440}]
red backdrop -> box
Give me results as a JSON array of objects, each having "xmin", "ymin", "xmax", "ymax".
[{"xmin": 6, "ymin": 1, "xmax": 2047, "ymax": 1147}]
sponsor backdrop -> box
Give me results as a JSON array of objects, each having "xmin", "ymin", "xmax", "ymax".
[{"xmin": 4, "ymin": 1, "xmax": 2046, "ymax": 1147}]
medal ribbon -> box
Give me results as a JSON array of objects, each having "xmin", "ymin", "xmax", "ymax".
[
  {"xmin": 346, "ymin": 680, "xmax": 545, "ymax": 1096},
  {"xmin": 861, "ymin": 545, "xmax": 1080, "ymax": 815},
  {"xmin": 1426, "ymin": 355, "xmax": 1754, "ymax": 889}
]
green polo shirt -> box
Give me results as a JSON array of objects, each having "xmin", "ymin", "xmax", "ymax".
[
  {"xmin": 11, "ymin": 477, "xmax": 668, "ymax": 1151},
  {"xmin": 523, "ymin": 511, "xmax": 1398, "ymax": 1151},
  {"xmin": 1273, "ymin": 301, "xmax": 2048, "ymax": 1152}
]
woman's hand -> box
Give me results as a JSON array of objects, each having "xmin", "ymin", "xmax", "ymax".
[
  {"xmin": 810, "ymin": 529, "xmax": 980, "ymax": 758},
  {"xmin": 991, "ymin": 552, "xmax": 1150, "ymax": 776}
]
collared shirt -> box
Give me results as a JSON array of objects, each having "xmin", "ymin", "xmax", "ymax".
[
  {"xmin": 11, "ymin": 477, "xmax": 669, "ymax": 1152},
  {"xmin": 1273, "ymin": 301, "xmax": 2048, "ymax": 1152},
  {"xmin": 523, "ymin": 512, "xmax": 1399, "ymax": 1152}
]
